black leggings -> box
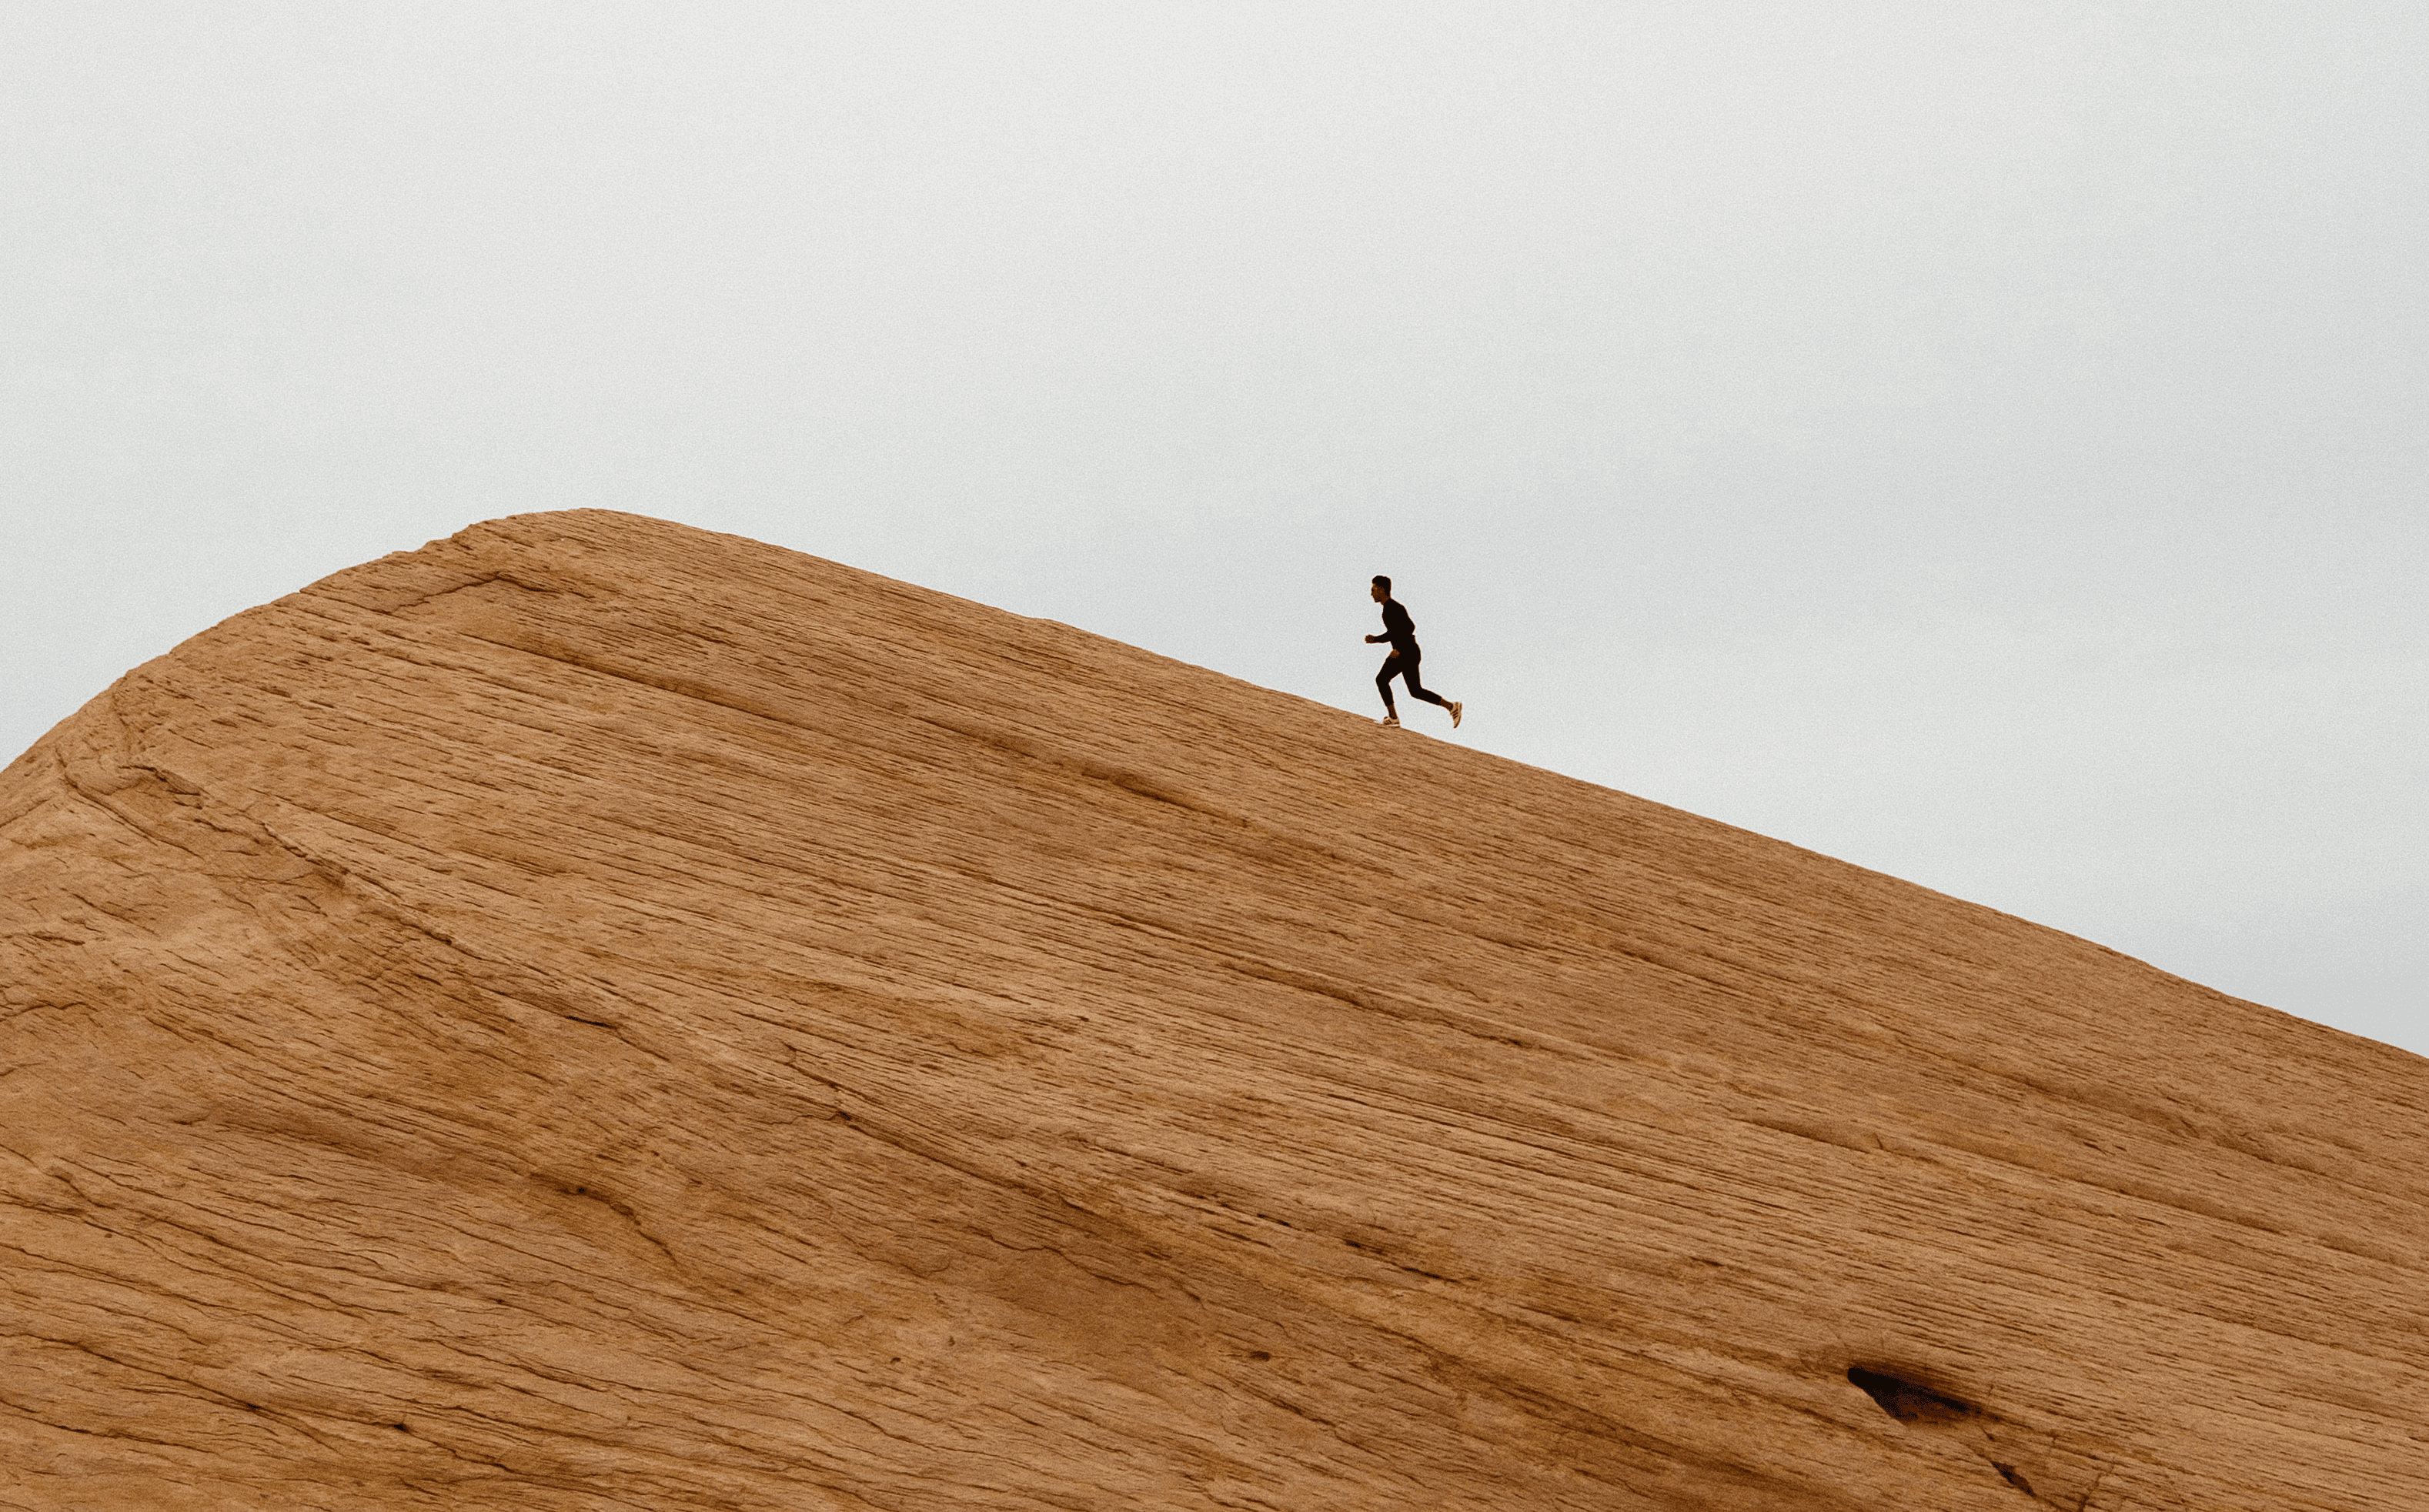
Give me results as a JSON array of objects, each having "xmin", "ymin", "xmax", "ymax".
[{"xmin": 1378, "ymin": 648, "xmax": 1449, "ymax": 710}]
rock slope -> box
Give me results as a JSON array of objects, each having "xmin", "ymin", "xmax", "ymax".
[{"xmin": 2, "ymin": 510, "xmax": 2423, "ymax": 1511}]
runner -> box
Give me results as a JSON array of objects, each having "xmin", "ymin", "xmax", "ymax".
[{"xmin": 1365, "ymin": 576, "xmax": 1463, "ymax": 729}]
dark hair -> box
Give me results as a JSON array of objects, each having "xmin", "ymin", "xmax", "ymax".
[{"xmin": 1372, "ymin": 575, "xmax": 1391, "ymax": 592}]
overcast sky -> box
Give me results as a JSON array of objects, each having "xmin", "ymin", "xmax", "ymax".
[{"xmin": 5, "ymin": 3, "xmax": 2423, "ymax": 1057}]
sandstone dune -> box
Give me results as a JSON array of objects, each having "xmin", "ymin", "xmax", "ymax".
[{"xmin": 2, "ymin": 509, "xmax": 2423, "ymax": 1510}]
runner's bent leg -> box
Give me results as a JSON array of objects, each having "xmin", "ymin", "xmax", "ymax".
[
  {"xmin": 1398, "ymin": 649, "xmax": 1452, "ymax": 709},
  {"xmin": 1375, "ymin": 657, "xmax": 1398, "ymax": 712}
]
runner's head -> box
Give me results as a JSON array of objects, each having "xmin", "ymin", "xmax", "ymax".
[{"xmin": 1370, "ymin": 575, "xmax": 1391, "ymax": 603}]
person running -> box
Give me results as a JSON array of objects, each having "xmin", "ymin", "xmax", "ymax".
[{"xmin": 1365, "ymin": 576, "xmax": 1463, "ymax": 729}]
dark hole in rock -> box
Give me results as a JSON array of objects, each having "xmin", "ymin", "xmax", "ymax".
[
  {"xmin": 1849, "ymin": 1370, "xmax": 2051, "ymax": 1499},
  {"xmin": 392, "ymin": 1423, "xmax": 409, "ymax": 1432},
  {"xmin": 1847, "ymin": 1367, "xmax": 1977, "ymax": 1427},
  {"xmin": 1248, "ymin": 1350, "xmax": 1272, "ymax": 1362}
]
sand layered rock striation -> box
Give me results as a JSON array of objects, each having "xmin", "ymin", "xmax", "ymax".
[{"xmin": 2, "ymin": 510, "xmax": 2424, "ymax": 1510}]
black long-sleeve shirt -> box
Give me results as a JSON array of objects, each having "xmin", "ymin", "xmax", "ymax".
[{"xmin": 1374, "ymin": 599, "xmax": 1418, "ymax": 654}]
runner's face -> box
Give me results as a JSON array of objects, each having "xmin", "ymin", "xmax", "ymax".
[{"xmin": 1370, "ymin": 582, "xmax": 1387, "ymax": 602}]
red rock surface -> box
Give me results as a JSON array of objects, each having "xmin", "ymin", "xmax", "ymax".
[{"xmin": 3, "ymin": 509, "xmax": 2423, "ymax": 1511}]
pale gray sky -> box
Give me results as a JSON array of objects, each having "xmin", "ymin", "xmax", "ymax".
[{"xmin": 6, "ymin": 4, "xmax": 2424, "ymax": 1056}]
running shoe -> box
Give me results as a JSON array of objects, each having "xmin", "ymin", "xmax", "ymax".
[
  {"xmin": 1449, "ymin": 701, "xmax": 1464, "ymax": 729},
  {"xmin": 1380, "ymin": 713, "xmax": 1401, "ymax": 727}
]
